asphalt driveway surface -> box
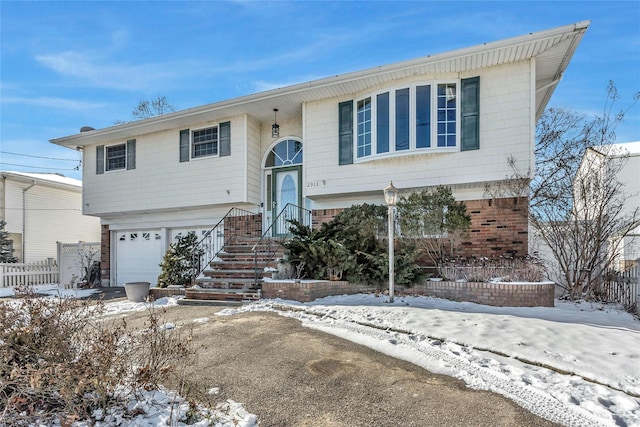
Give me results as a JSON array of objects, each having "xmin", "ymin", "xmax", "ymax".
[{"xmin": 115, "ymin": 304, "xmax": 560, "ymax": 427}]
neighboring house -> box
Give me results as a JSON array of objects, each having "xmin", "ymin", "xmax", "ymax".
[
  {"xmin": 50, "ymin": 22, "xmax": 589, "ymax": 287},
  {"xmin": 0, "ymin": 172, "xmax": 101, "ymax": 263},
  {"xmin": 579, "ymin": 142, "xmax": 640, "ymax": 269}
]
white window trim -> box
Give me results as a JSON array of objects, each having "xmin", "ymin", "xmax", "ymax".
[
  {"xmin": 105, "ymin": 142, "xmax": 128, "ymax": 172},
  {"xmin": 190, "ymin": 124, "xmax": 220, "ymax": 160},
  {"xmin": 354, "ymin": 80, "xmax": 460, "ymax": 163}
]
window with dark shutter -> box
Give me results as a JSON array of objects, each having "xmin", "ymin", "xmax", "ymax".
[
  {"xmin": 219, "ymin": 121, "xmax": 231, "ymax": 157},
  {"xmin": 338, "ymin": 100, "xmax": 354, "ymax": 165},
  {"xmin": 461, "ymin": 76, "xmax": 480, "ymax": 151},
  {"xmin": 179, "ymin": 129, "xmax": 189, "ymax": 162},
  {"xmin": 126, "ymin": 139, "xmax": 136, "ymax": 170},
  {"xmin": 96, "ymin": 145, "xmax": 104, "ymax": 174}
]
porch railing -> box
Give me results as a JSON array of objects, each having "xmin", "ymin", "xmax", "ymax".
[
  {"xmin": 252, "ymin": 203, "xmax": 312, "ymax": 286},
  {"xmin": 192, "ymin": 207, "xmax": 261, "ymax": 285}
]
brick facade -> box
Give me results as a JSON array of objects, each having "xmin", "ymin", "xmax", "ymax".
[
  {"xmin": 224, "ymin": 213, "xmax": 263, "ymax": 239},
  {"xmin": 460, "ymin": 197, "xmax": 529, "ymax": 258},
  {"xmin": 312, "ymin": 196, "xmax": 529, "ymax": 261},
  {"xmin": 100, "ymin": 224, "xmax": 110, "ymax": 287}
]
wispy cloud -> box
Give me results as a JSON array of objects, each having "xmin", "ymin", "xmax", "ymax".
[
  {"xmin": 35, "ymin": 51, "xmax": 177, "ymax": 91},
  {"xmin": 1, "ymin": 95, "xmax": 108, "ymax": 111}
]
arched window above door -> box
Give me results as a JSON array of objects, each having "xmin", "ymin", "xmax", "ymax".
[{"xmin": 265, "ymin": 139, "xmax": 302, "ymax": 168}]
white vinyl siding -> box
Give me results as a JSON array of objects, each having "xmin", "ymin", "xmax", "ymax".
[
  {"xmin": 83, "ymin": 116, "xmax": 249, "ymax": 216},
  {"xmin": 1, "ymin": 177, "xmax": 100, "ymax": 263},
  {"xmin": 304, "ymin": 61, "xmax": 532, "ymax": 200}
]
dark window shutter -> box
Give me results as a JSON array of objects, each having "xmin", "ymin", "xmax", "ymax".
[
  {"xmin": 96, "ymin": 145, "xmax": 104, "ymax": 174},
  {"xmin": 338, "ymin": 100, "xmax": 354, "ymax": 165},
  {"xmin": 461, "ymin": 76, "xmax": 480, "ymax": 151},
  {"xmin": 126, "ymin": 139, "xmax": 136, "ymax": 170},
  {"xmin": 219, "ymin": 121, "xmax": 231, "ymax": 157},
  {"xmin": 179, "ymin": 129, "xmax": 189, "ymax": 162}
]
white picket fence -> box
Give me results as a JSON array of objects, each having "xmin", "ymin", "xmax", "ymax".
[{"xmin": 0, "ymin": 259, "xmax": 59, "ymax": 288}]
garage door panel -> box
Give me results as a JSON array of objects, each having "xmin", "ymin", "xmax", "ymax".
[{"xmin": 116, "ymin": 230, "xmax": 163, "ymax": 286}]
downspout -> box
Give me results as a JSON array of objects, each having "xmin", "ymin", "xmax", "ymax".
[{"xmin": 22, "ymin": 181, "xmax": 36, "ymax": 262}]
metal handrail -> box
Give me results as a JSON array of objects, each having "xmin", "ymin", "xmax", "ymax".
[
  {"xmin": 252, "ymin": 203, "xmax": 312, "ymax": 286},
  {"xmin": 191, "ymin": 207, "xmax": 260, "ymax": 285}
]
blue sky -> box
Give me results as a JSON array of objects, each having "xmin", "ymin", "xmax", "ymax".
[{"xmin": 1, "ymin": 1, "xmax": 639, "ymax": 181}]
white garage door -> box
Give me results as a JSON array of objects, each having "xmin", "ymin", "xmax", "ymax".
[{"xmin": 115, "ymin": 230, "xmax": 164, "ymax": 286}]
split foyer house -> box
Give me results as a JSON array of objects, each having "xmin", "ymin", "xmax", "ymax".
[{"xmin": 50, "ymin": 22, "xmax": 590, "ymax": 288}]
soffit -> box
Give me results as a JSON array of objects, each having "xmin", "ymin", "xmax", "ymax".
[{"xmin": 50, "ymin": 21, "xmax": 589, "ymax": 148}]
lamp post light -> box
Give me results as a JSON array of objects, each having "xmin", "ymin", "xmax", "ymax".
[{"xmin": 383, "ymin": 181, "xmax": 399, "ymax": 303}]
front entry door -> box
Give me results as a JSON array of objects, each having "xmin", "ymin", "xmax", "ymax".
[{"xmin": 272, "ymin": 166, "xmax": 301, "ymax": 235}]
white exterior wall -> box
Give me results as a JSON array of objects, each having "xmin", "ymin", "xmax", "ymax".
[
  {"xmin": 246, "ymin": 115, "xmax": 263, "ymax": 204},
  {"xmin": 82, "ymin": 115, "xmax": 249, "ymax": 217},
  {"xmin": 303, "ymin": 61, "xmax": 533, "ymax": 205},
  {"xmin": 1, "ymin": 177, "xmax": 100, "ymax": 263},
  {"xmin": 618, "ymin": 153, "xmax": 640, "ymax": 220}
]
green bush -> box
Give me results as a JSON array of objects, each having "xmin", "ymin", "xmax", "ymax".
[
  {"xmin": 157, "ymin": 232, "xmax": 203, "ymax": 288},
  {"xmin": 284, "ymin": 204, "xmax": 423, "ymax": 287}
]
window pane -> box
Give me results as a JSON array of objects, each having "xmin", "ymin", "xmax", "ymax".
[
  {"xmin": 395, "ymin": 88, "xmax": 409, "ymax": 151},
  {"xmin": 437, "ymin": 84, "xmax": 456, "ymax": 147},
  {"xmin": 106, "ymin": 144, "xmax": 126, "ymax": 171},
  {"xmin": 357, "ymin": 98, "xmax": 372, "ymax": 158},
  {"xmin": 192, "ymin": 127, "xmax": 218, "ymax": 157},
  {"xmin": 416, "ymin": 85, "xmax": 431, "ymax": 148},
  {"xmin": 376, "ymin": 92, "xmax": 389, "ymax": 153}
]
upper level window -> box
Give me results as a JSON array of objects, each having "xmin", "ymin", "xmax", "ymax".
[
  {"xmin": 106, "ymin": 144, "xmax": 126, "ymax": 171},
  {"xmin": 357, "ymin": 98, "xmax": 372, "ymax": 158},
  {"xmin": 437, "ymin": 84, "xmax": 456, "ymax": 147},
  {"xmin": 180, "ymin": 121, "xmax": 230, "ymax": 162},
  {"xmin": 338, "ymin": 77, "xmax": 479, "ymax": 165},
  {"xmin": 96, "ymin": 139, "xmax": 136, "ymax": 174},
  {"xmin": 192, "ymin": 127, "xmax": 218, "ymax": 158},
  {"xmin": 354, "ymin": 81, "xmax": 458, "ymax": 160}
]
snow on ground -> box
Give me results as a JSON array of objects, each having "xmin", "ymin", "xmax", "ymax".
[
  {"xmin": 0, "ymin": 283, "xmax": 100, "ymax": 299},
  {"xmin": 4, "ymin": 289, "xmax": 639, "ymax": 426},
  {"xmin": 221, "ymin": 294, "xmax": 640, "ymax": 427}
]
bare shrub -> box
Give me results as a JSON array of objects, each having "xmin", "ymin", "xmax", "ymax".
[
  {"xmin": 0, "ymin": 286, "xmax": 195, "ymax": 425},
  {"xmin": 438, "ymin": 256, "xmax": 545, "ymax": 283}
]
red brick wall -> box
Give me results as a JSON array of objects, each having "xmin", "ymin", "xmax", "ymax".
[
  {"xmin": 100, "ymin": 224, "xmax": 110, "ymax": 286},
  {"xmin": 262, "ymin": 279, "xmax": 554, "ymax": 307},
  {"xmin": 460, "ymin": 197, "xmax": 529, "ymax": 258},
  {"xmin": 224, "ymin": 213, "xmax": 263, "ymax": 239},
  {"xmin": 404, "ymin": 280, "xmax": 554, "ymax": 307},
  {"xmin": 262, "ymin": 280, "xmax": 372, "ymax": 302},
  {"xmin": 312, "ymin": 197, "xmax": 529, "ymax": 259}
]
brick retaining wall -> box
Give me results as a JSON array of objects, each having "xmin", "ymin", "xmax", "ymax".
[
  {"xmin": 262, "ymin": 280, "xmax": 372, "ymax": 303},
  {"xmin": 262, "ymin": 279, "xmax": 554, "ymax": 307},
  {"xmin": 403, "ymin": 280, "xmax": 554, "ymax": 307}
]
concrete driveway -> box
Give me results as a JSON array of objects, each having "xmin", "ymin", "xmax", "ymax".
[{"xmin": 116, "ymin": 304, "xmax": 560, "ymax": 427}]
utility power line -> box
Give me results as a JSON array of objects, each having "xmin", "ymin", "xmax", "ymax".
[{"xmin": 0, "ymin": 151, "xmax": 79, "ymax": 162}]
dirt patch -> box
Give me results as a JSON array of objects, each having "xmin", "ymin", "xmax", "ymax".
[{"xmin": 113, "ymin": 304, "xmax": 560, "ymax": 427}]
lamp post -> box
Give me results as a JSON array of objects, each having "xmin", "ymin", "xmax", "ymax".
[{"xmin": 383, "ymin": 181, "xmax": 399, "ymax": 303}]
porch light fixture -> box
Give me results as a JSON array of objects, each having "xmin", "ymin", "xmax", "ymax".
[
  {"xmin": 383, "ymin": 181, "xmax": 399, "ymax": 303},
  {"xmin": 272, "ymin": 108, "xmax": 280, "ymax": 138}
]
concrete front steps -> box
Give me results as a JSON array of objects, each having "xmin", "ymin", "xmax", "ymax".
[{"xmin": 180, "ymin": 237, "xmax": 283, "ymax": 304}]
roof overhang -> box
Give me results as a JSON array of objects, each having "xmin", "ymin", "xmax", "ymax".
[{"xmin": 50, "ymin": 21, "xmax": 590, "ymax": 149}]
